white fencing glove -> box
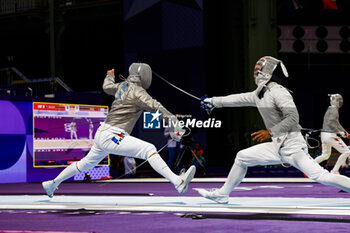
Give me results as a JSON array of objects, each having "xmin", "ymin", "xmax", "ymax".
[
  {"xmin": 168, "ymin": 115, "xmax": 186, "ymax": 142},
  {"xmin": 339, "ymin": 131, "xmax": 349, "ymax": 138},
  {"xmin": 170, "ymin": 128, "xmax": 186, "ymax": 142}
]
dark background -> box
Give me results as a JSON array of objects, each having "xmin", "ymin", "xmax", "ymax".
[{"xmin": 1, "ymin": 0, "xmax": 350, "ymax": 169}]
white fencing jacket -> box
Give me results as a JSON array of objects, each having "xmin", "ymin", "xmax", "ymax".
[{"xmin": 211, "ymin": 82, "xmax": 301, "ymax": 139}]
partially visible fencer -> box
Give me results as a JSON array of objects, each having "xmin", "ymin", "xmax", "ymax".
[
  {"xmin": 197, "ymin": 56, "xmax": 350, "ymax": 204},
  {"xmin": 42, "ymin": 63, "xmax": 196, "ymax": 197},
  {"xmin": 70, "ymin": 119, "xmax": 78, "ymax": 140},
  {"xmin": 86, "ymin": 118, "xmax": 94, "ymax": 141},
  {"xmin": 314, "ymin": 94, "xmax": 350, "ymax": 174}
]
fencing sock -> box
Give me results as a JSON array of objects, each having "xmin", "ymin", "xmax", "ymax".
[
  {"xmin": 147, "ymin": 153, "xmax": 181, "ymax": 186},
  {"xmin": 52, "ymin": 162, "xmax": 81, "ymax": 186},
  {"xmin": 219, "ymin": 162, "xmax": 247, "ymax": 195}
]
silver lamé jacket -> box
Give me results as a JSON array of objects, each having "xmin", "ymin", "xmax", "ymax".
[
  {"xmin": 211, "ymin": 82, "xmax": 302, "ymax": 138},
  {"xmin": 322, "ymin": 106, "xmax": 346, "ymax": 134},
  {"xmin": 102, "ymin": 74, "xmax": 173, "ymax": 134}
]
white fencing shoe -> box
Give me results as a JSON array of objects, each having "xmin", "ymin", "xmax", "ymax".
[
  {"xmin": 195, "ymin": 188, "xmax": 229, "ymax": 204},
  {"xmin": 42, "ymin": 180, "xmax": 58, "ymax": 198},
  {"xmin": 176, "ymin": 165, "xmax": 196, "ymax": 194}
]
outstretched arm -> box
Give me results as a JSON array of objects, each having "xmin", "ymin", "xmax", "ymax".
[
  {"xmin": 201, "ymin": 91, "xmax": 257, "ymax": 112},
  {"xmin": 135, "ymin": 89, "xmax": 185, "ymax": 142},
  {"xmin": 203, "ymin": 92, "xmax": 256, "ymax": 108},
  {"xmin": 212, "ymin": 92, "xmax": 257, "ymax": 107},
  {"xmin": 135, "ymin": 88, "xmax": 173, "ymax": 118}
]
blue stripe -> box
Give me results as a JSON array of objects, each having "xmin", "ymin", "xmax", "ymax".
[{"xmin": 112, "ymin": 137, "xmax": 119, "ymax": 144}]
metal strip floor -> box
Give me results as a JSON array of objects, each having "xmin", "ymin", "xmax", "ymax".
[{"xmin": 1, "ymin": 194, "xmax": 350, "ymax": 216}]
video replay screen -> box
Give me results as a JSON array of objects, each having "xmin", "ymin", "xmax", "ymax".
[{"xmin": 33, "ymin": 102, "xmax": 108, "ymax": 167}]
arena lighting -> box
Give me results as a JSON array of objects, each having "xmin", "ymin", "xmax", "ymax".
[
  {"xmin": 293, "ymin": 26, "xmax": 305, "ymax": 39},
  {"xmin": 293, "ymin": 39, "xmax": 305, "ymax": 53},
  {"xmin": 278, "ymin": 25, "xmax": 350, "ymax": 53},
  {"xmin": 339, "ymin": 26, "xmax": 350, "ymax": 39},
  {"xmin": 277, "ymin": 40, "xmax": 282, "ymax": 52},
  {"xmin": 277, "ymin": 26, "xmax": 282, "ymax": 38},
  {"xmin": 339, "ymin": 39, "xmax": 350, "ymax": 52},
  {"xmin": 316, "ymin": 39, "xmax": 328, "ymax": 52},
  {"xmin": 315, "ymin": 26, "xmax": 328, "ymax": 39}
]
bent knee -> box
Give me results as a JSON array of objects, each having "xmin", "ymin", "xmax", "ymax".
[
  {"xmin": 344, "ymin": 152, "xmax": 350, "ymax": 157},
  {"xmin": 145, "ymin": 143, "xmax": 157, "ymax": 159},
  {"xmin": 236, "ymin": 150, "xmax": 248, "ymax": 159},
  {"xmin": 235, "ymin": 150, "xmax": 249, "ymax": 167},
  {"xmin": 317, "ymin": 153, "xmax": 330, "ymax": 160},
  {"xmin": 77, "ymin": 159, "xmax": 99, "ymax": 172},
  {"xmin": 337, "ymin": 152, "xmax": 350, "ymax": 160}
]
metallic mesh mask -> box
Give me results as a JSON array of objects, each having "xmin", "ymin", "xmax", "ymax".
[
  {"xmin": 253, "ymin": 56, "xmax": 289, "ymax": 86},
  {"xmin": 330, "ymin": 93, "xmax": 343, "ymax": 108},
  {"xmin": 128, "ymin": 63, "xmax": 152, "ymax": 89}
]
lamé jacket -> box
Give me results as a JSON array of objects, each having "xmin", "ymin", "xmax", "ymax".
[
  {"xmin": 322, "ymin": 106, "xmax": 347, "ymax": 134},
  {"xmin": 211, "ymin": 82, "xmax": 302, "ymax": 139},
  {"xmin": 102, "ymin": 74, "xmax": 173, "ymax": 134}
]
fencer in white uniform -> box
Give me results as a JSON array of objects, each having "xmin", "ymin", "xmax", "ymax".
[
  {"xmin": 70, "ymin": 120, "xmax": 78, "ymax": 140},
  {"xmin": 42, "ymin": 63, "xmax": 196, "ymax": 197},
  {"xmin": 197, "ymin": 56, "xmax": 350, "ymax": 204},
  {"xmin": 315, "ymin": 94, "xmax": 350, "ymax": 174},
  {"xmin": 86, "ymin": 118, "xmax": 94, "ymax": 141}
]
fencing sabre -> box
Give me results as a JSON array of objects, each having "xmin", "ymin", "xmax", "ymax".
[
  {"xmin": 152, "ymin": 71, "xmax": 201, "ymax": 101},
  {"xmin": 152, "ymin": 71, "xmax": 214, "ymax": 114}
]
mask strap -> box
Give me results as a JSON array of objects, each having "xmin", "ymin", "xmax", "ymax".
[{"xmin": 279, "ymin": 61, "xmax": 289, "ymax": 77}]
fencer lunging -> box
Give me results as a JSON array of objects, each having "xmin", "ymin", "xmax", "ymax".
[
  {"xmin": 314, "ymin": 94, "xmax": 350, "ymax": 174},
  {"xmin": 197, "ymin": 56, "xmax": 350, "ymax": 204},
  {"xmin": 42, "ymin": 63, "xmax": 196, "ymax": 198}
]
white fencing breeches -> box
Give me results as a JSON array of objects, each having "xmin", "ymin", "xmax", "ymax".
[
  {"xmin": 53, "ymin": 123, "xmax": 180, "ymax": 187},
  {"xmin": 53, "ymin": 124, "xmax": 158, "ymax": 185},
  {"xmin": 314, "ymin": 132, "xmax": 350, "ymax": 172},
  {"xmin": 220, "ymin": 132, "xmax": 350, "ymax": 195},
  {"xmin": 77, "ymin": 123, "xmax": 157, "ymax": 172}
]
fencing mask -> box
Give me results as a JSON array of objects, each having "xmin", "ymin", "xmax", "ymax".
[
  {"xmin": 128, "ymin": 63, "xmax": 152, "ymax": 89},
  {"xmin": 253, "ymin": 56, "xmax": 289, "ymax": 86},
  {"xmin": 330, "ymin": 93, "xmax": 343, "ymax": 108}
]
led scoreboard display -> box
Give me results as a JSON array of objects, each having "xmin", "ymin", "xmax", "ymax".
[{"xmin": 33, "ymin": 102, "xmax": 108, "ymax": 167}]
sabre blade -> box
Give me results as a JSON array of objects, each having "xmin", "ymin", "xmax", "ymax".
[{"xmin": 152, "ymin": 71, "xmax": 201, "ymax": 101}]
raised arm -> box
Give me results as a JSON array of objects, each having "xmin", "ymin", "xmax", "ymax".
[{"xmin": 102, "ymin": 69, "xmax": 120, "ymax": 96}]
